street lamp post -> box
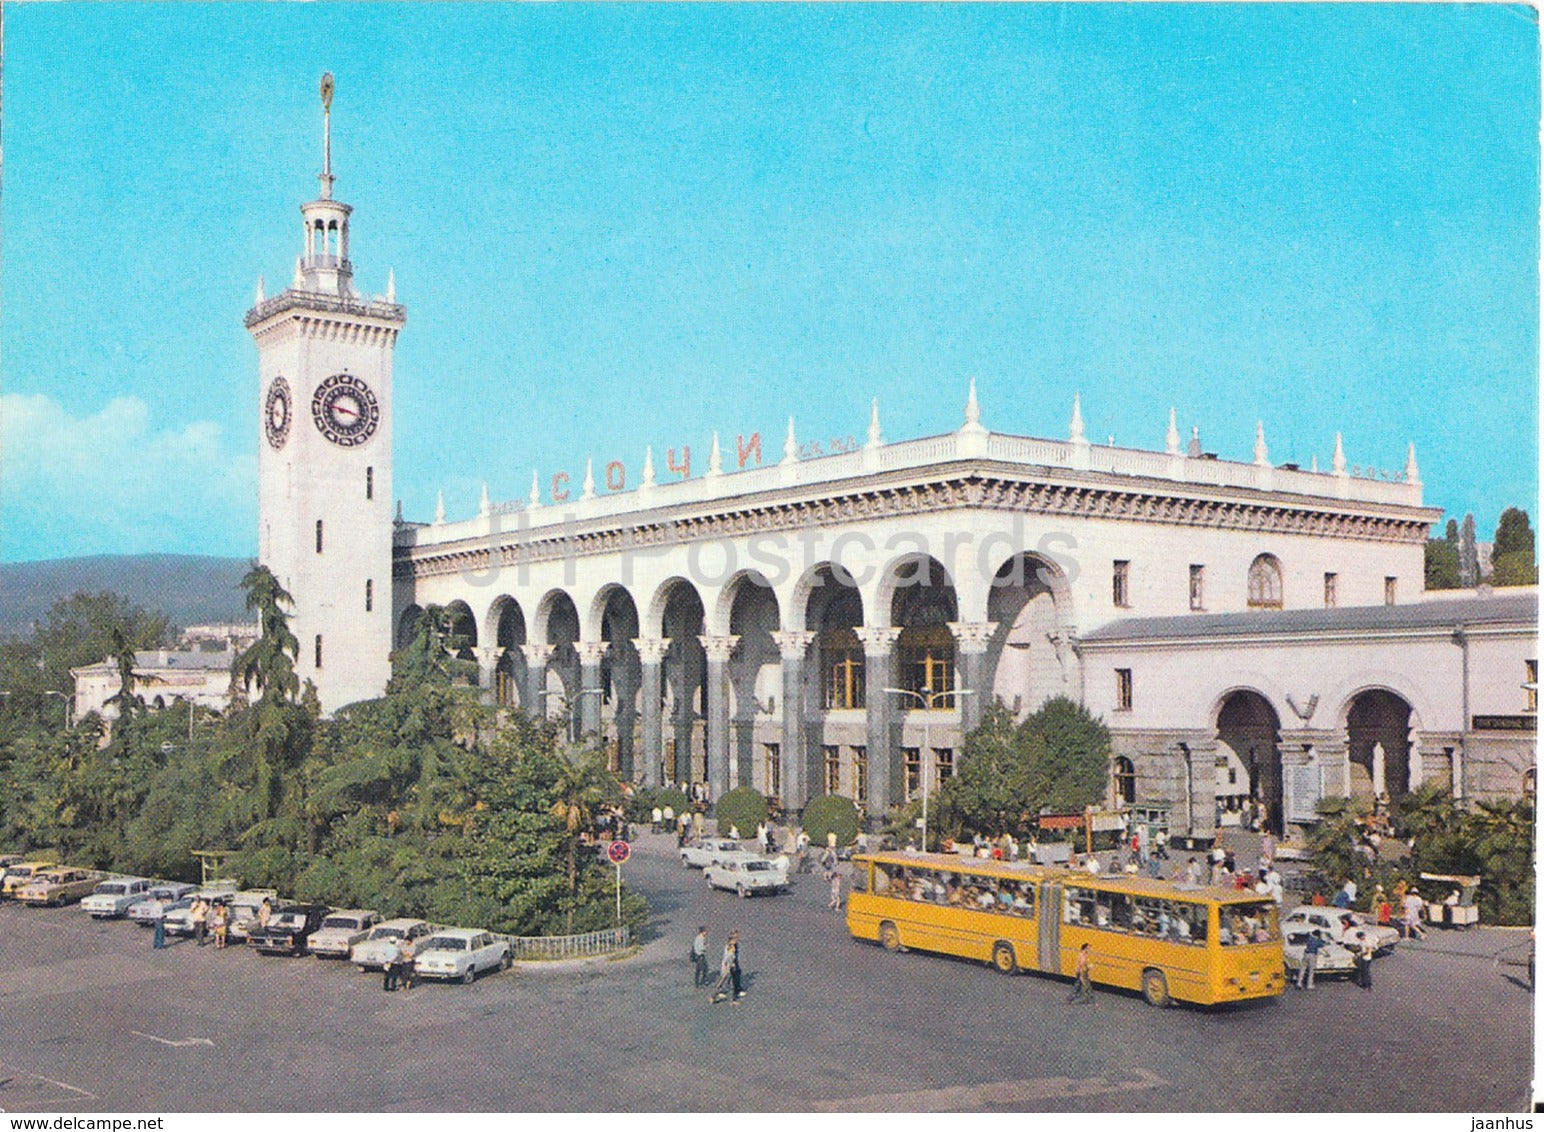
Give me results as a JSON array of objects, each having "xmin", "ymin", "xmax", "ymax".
[{"xmin": 884, "ymin": 685, "xmax": 975, "ymax": 852}]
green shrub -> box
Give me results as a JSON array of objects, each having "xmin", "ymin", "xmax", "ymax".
[
  {"xmin": 713, "ymin": 787, "xmax": 768, "ymax": 835},
  {"xmin": 803, "ymin": 794, "xmax": 861, "ymax": 847}
]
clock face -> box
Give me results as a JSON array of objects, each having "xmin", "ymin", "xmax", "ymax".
[
  {"xmin": 311, "ymin": 373, "xmax": 380, "ymax": 447},
  {"xmin": 264, "ymin": 377, "xmax": 292, "ymax": 449}
]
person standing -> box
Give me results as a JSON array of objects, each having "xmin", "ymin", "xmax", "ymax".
[
  {"xmin": 651, "ymin": 806, "xmax": 663, "ymax": 834},
  {"xmin": 1355, "ymin": 934, "xmax": 1375, "ymax": 991},
  {"xmin": 398, "ymin": 936, "xmax": 417, "ymax": 991},
  {"xmin": 191, "ymin": 897, "xmax": 209, "ymax": 947},
  {"xmin": 1402, "ymin": 888, "xmax": 1426, "ymax": 940},
  {"xmin": 212, "ymin": 902, "xmax": 229, "ymax": 950},
  {"xmin": 709, "ymin": 936, "xmax": 736, "ymax": 1004},
  {"xmin": 828, "ymin": 869, "xmax": 843, "ymax": 912},
  {"xmin": 1299, "ymin": 930, "xmax": 1325, "ymax": 989},
  {"xmin": 1069, "ymin": 943, "xmax": 1094, "ymax": 1004},
  {"xmin": 382, "ymin": 936, "xmax": 402, "ymax": 992},
  {"xmin": 691, "ymin": 926, "xmax": 710, "ymax": 987},
  {"xmin": 663, "ymin": 803, "xmax": 675, "ymax": 832},
  {"xmin": 153, "ymin": 911, "xmax": 166, "ymax": 951},
  {"xmin": 729, "ymin": 931, "xmax": 744, "ymax": 1002}
]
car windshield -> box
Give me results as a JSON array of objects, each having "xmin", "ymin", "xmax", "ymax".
[
  {"xmin": 150, "ymin": 888, "xmax": 182, "ymax": 901},
  {"xmin": 97, "ymin": 883, "xmax": 129, "ymax": 895},
  {"xmin": 165, "ymin": 899, "xmax": 193, "ymax": 912},
  {"xmin": 368, "ymin": 927, "xmax": 405, "ymax": 941},
  {"xmin": 423, "ymin": 937, "xmax": 467, "ymax": 951},
  {"xmin": 745, "ymin": 861, "xmax": 773, "ymax": 872},
  {"xmin": 1219, "ymin": 901, "xmax": 1280, "ymax": 945},
  {"xmin": 270, "ymin": 913, "xmax": 305, "ymax": 928},
  {"xmin": 322, "ymin": 917, "xmax": 361, "ymax": 930}
]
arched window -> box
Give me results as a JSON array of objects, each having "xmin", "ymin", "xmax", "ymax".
[
  {"xmin": 365, "ymin": 579, "xmax": 373, "ymax": 612},
  {"xmin": 1247, "ymin": 554, "xmax": 1283, "ymax": 609},
  {"xmin": 1113, "ymin": 756, "xmax": 1136, "ymax": 805},
  {"xmin": 315, "ymin": 634, "xmax": 323, "ymax": 669}
]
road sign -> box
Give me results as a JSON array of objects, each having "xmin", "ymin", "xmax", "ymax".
[{"xmin": 608, "ymin": 840, "xmax": 631, "ymax": 865}]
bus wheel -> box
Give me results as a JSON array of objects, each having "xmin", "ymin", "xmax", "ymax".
[
  {"xmin": 879, "ymin": 922, "xmax": 903, "ymax": 953},
  {"xmin": 992, "ymin": 942, "xmax": 1019, "ymax": 975},
  {"xmin": 1141, "ymin": 968, "xmax": 1171, "ymax": 1007}
]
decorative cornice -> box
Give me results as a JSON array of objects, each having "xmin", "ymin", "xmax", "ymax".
[{"xmin": 396, "ymin": 471, "xmax": 1435, "ymax": 581}]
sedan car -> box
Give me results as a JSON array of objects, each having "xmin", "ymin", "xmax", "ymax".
[
  {"xmin": 413, "ymin": 929, "xmax": 511, "ymax": 984},
  {"xmin": 704, "ymin": 855, "xmax": 789, "ymax": 898},
  {"xmin": 17, "ymin": 868, "xmax": 101, "ymax": 906},
  {"xmin": 1, "ymin": 861, "xmax": 58, "ymax": 898},
  {"xmin": 352, "ymin": 919, "xmax": 436, "ymax": 971},
  {"xmin": 680, "ymin": 838, "xmax": 744, "ymax": 869},
  {"xmin": 1282, "ymin": 906, "xmax": 1399, "ymax": 955},
  {"xmin": 163, "ymin": 886, "xmax": 240, "ymax": 937},
  {"xmin": 1283, "ymin": 930, "xmax": 1357, "ymax": 979},
  {"xmin": 225, "ymin": 891, "xmax": 282, "ymax": 943},
  {"xmin": 248, "ymin": 904, "xmax": 331, "ymax": 956},
  {"xmin": 308, "ymin": 910, "xmax": 382, "ymax": 959},
  {"xmin": 81, "ymin": 877, "xmax": 154, "ymax": 918},
  {"xmin": 127, "ymin": 883, "xmax": 198, "ymax": 926}
]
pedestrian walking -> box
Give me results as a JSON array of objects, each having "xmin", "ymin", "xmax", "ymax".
[
  {"xmin": 1298, "ymin": 930, "xmax": 1325, "ymax": 988},
  {"xmin": 828, "ymin": 870, "xmax": 842, "ymax": 911},
  {"xmin": 651, "ymin": 806, "xmax": 663, "ymax": 834},
  {"xmin": 691, "ymin": 926, "xmax": 710, "ymax": 987},
  {"xmin": 212, "ymin": 902, "xmax": 229, "ymax": 949},
  {"xmin": 382, "ymin": 937, "xmax": 401, "ymax": 992},
  {"xmin": 1354, "ymin": 934, "xmax": 1375, "ymax": 991},
  {"xmin": 191, "ymin": 898, "xmax": 209, "ymax": 947},
  {"xmin": 1402, "ymin": 889, "xmax": 1427, "ymax": 940},
  {"xmin": 398, "ymin": 936, "xmax": 417, "ymax": 990},
  {"xmin": 1069, "ymin": 943, "xmax": 1094, "ymax": 1004},
  {"xmin": 729, "ymin": 932, "xmax": 744, "ymax": 1001},
  {"xmin": 709, "ymin": 936, "xmax": 737, "ymax": 1004},
  {"xmin": 153, "ymin": 913, "xmax": 166, "ymax": 950}
]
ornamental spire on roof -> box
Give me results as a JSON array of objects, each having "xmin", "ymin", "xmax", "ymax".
[
  {"xmin": 529, "ymin": 469, "xmax": 541, "ymax": 508},
  {"xmin": 1253, "ymin": 421, "xmax": 1270, "ymax": 467},
  {"xmin": 781, "ymin": 417, "xmax": 798, "ymax": 465},
  {"xmin": 1405, "ymin": 442, "xmax": 1420, "ymax": 485},
  {"xmin": 1333, "ymin": 432, "xmax": 1347, "ymax": 476},
  {"xmin": 707, "ymin": 433, "xmax": 723, "ymax": 477},
  {"xmin": 1069, "ymin": 393, "xmax": 1087, "ymax": 445},
  {"xmin": 866, "ymin": 398, "xmax": 884, "ymax": 449},
  {"xmin": 641, "ymin": 446, "xmax": 656, "ymax": 488},
  {"xmin": 319, "ymin": 72, "xmax": 335, "ymax": 200},
  {"xmin": 1165, "ymin": 408, "xmax": 1180, "ymax": 455},
  {"xmin": 581, "ymin": 459, "xmax": 596, "ymax": 499},
  {"xmin": 479, "ymin": 482, "xmax": 491, "ymax": 517},
  {"xmin": 961, "ymin": 378, "xmax": 984, "ymax": 434},
  {"xmin": 434, "ymin": 490, "xmax": 445, "ymax": 525}
]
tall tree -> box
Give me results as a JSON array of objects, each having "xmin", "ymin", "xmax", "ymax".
[
  {"xmin": 103, "ymin": 628, "xmax": 143, "ymax": 719},
  {"xmin": 1445, "ymin": 518, "xmax": 1460, "ymax": 542},
  {"xmin": 232, "ymin": 564, "xmax": 300, "ymax": 703},
  {"xmin": 1492, "ymin": 507, "xmax": 1538, "ymax": 585},
  {"xmin": 549, "ymin": 745, "xmax": 620, "ymax": 931},
  {"xmin": 1459, "ymin": 513, "xmax": 1480, "ymax": 587},
  {"xmin": 1425, "ymin": 538, "xmax": 1461, "ymax": 590}
]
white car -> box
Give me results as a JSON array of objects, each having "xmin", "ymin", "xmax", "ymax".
[
  {"xmin": 704, "ymin": 855, "xmax": 788, "ymax": 898},
  {"xmin": 1282, "ymin": 906, "xmax": 1399, "ymax": 955},
  {"xmin": 680, "ymin": 838, "xmax": 744, "ymax": 869},
  {"xmin": 413, "ymin": 929, "xmax": 512, "ymax": 984},
  {"xmin": 81, "ymin": 877, "xmax": 154, "ymax": 918},
  {"xmin": 309, "ymin": 910, "xmax": 382, "ymax": 959},
  {"xmin": 163, "ymin": 885, "xmax": 239, "ymax": 936},
  {"xmin": 353, "ymin": 919, "xmax": 436, "ymax": 971},
  {"xmin": 226, "ymin": 891, "xmax": 283, "ymax": 943},
  {"xmin": 1283, "ymin": 929, "xmax": 1357, "ymax": 979},
  {"xmin": 128, "ymin": 882, "xmax": 198, "ymax": 926}
]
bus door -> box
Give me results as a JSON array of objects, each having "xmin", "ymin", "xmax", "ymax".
[{"xmin": 1037, "ymin": 881, "xmax": 1062, "ymax": 973}]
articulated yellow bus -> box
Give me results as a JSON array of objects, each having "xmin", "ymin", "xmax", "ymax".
[{"xmin": 847, "ymin": 852, "xmax": 1286, "ymax": 1007}]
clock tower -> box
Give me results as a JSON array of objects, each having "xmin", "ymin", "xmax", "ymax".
[{"xmin": 246, "ymin": 74, "xmax": 404, "ymax": 713}]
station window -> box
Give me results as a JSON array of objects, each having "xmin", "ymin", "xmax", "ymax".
[
  {"xmin": 903, "ymin": 747, "xmax": 922, "ymax": 800},
  {"xmin": 824, "ymin": 745, "xmax": 842, "ymax": 795},
  {"xmin": 365, "ymin": 579, "xmax": 373, "ymax": 612},
  {"xmin": 1113, "ymin": 560, "xmax": 1131, "ymax": 608},
  {"xmin": 934, "ymin": 747, "xmax": 955, "ymax": 788},
  {"xmin": 1384, "ymin": 576, "xmax": 1397, "ymax": 606},
  {"xmin": 315, "ymin": 634, "xmax": 323, "ymax": 669},
  {"xmin": 854, "ymin": 747, "xmax": 868, "ymax": 805},
  {"xmin": 822, "ymin": 636, "xmax": 866, "ymax": 710},
  {"xmin": 366, "ymin": 466, "xmax": 374, "ymax": 500},
  {"xmin": 315, "ymin": 519, "xmax": 324, "ymax": 554},
  {"xmin": 899, "ymin": 626, "xmax": 955, "ymax": 700},
  {"xmin": 1324, "ymin": 572, "xmax": 1338, "ymax": 609},
  {"xmin": 1247, "ymin": 554, "xmax": 1283, "ymax": 609},
  {"xmin": 765, "ymin": 744, "xmax": 781, "ymax": 797},
  {"xmin": 1189, "ymin": 564, "xmax": 1205, "ymax": 611},
  {"xmin": 1115, "ymin": 668, "xmax": 1133, "ymax": 711}
]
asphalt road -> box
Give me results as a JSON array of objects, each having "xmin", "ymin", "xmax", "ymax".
[{"xmin": 0, "ymin": 835, "xmax": 1531, "ymax": 1112}]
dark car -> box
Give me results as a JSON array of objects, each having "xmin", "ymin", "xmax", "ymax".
[{"xmin": 248, "ymin": 903, "xmax": 331, "ymax": 956}]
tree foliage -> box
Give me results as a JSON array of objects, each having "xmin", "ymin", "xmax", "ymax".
[
  {"xmin": 1424, "ymin": 538, "xmax": 1461, "ymax": 590},
  {"xmin": 714, "ymin": 787, "xmax": 769, "ymax": 835}
]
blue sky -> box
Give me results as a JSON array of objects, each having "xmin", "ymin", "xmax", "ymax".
[{"xmin": 2, "ymin": 3, "xmax": 1537, "ymax": 561}]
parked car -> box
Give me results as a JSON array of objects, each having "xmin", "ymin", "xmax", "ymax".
[
  {"xmin": 704, "ymin": 855, "xmax": 789, "ymax": 898},
  {"xmin": 1283, "ymin": 929, "xmax": 1357, "ymax": 979},
  {"xmin": 413, "ymin": 929, "xmax": 511, "ymax": 984},
  {"xmin": 248, "ymin": 904, "xmax": 331, "ymax": 956},
  {"xmin": 308, "ymin": 910, "xmax": 382, "ymax": 959},
  {"xmin": 0, "ymin": 854, "xmax": 24, "ymax": 871},
  {"xmin": 680, "ymin": 838, "xmax": 743, "ymax": 869},
  {"xmin": 1, "ymin": 861, "xmax": 58, "ymax": 898},
  {"xmin": 352, "ymin": 918, "xmax": 436, "ymax": 971},
  {"xmin": 1282, "ymin": 905, "xmax": 1399, "ymax": 955},
  {"xmin": 81, "ymin": 877, "xmax": 154, "ymax": 918},
  {"xmin": 163, "ymin": 886, "xmax": 240, "ymax": 937},
  {"xmin": 127, "ymin": 883, "xmax": 198, "ymax": 926},
  {"xmin": 17, "ymin": 868, "xmax": 101, "ymax": 906},
  {"xmin": 225, "ymin": 891, "xmax": 282, "ymax": 943}
]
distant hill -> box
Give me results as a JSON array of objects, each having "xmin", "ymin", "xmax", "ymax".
[{"xmin": 0, "ymin": 554, "xmax": 252, "ymax": 637}]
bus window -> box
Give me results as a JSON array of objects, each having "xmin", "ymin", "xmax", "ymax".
[
  {"xmin": 1109, "ymin": 893, "xmax": 1133, "ymax": 931},
  {"xmin": 1219, "ymin": 901, "xmax": 1279, "ymax": 946},
  {"xmin": 1175, "ymin": 901, "xmax": 1208, "ymax": 944},
  {"xmin": 1064, "ymin": 887, "xmax": 1098, "ymax": 925},
  {"xmin": 874, "ymin": 864, "xmax": 897, "ymax": 895},
  {"xmin": 1010, "ymin": 882, "xmax": 1035, "ymax": 918}
]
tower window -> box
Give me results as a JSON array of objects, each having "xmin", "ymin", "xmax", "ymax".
[
  {"xmin": 365, "ymin": 579, "xmax": 373, "ymax": 612},
  {"xmin": 1115, "ymin": 668, "xmax": 1134, "ymax": 711},
  {"xmin": 765, "ymin": 744, "xmax": 781, "ymax": 797},
  {"xmin": 315, "ymin": 519, "xmax": 324, "ymax": 554},
  {"xmin": 1113, "ymin": 560, "xmax": 1130, "ymax": 608},
  {"xmin": 1189, "ymin": 565, "xmax": 1205, "ymax": 611},
  {"xmin": 366, "ymin": 467, "xmax": 374, "ymax": 500},
  {"xmin": 824, "ymin": 745, "xmax": 842, "ymax": 795},
  {"xmin": 854, "ymin": 746, "xmax": 868, "ymax": 805},
  {"xmin": 315, "ymin": 634, "xmax": 323, "ymax": 669},
  {"xmin": 1247, "ymin": 554, "xmax": 1283, "ymax": 609},
  {"xmin": 1324, "ymin": 572, "xmax": 1338, "ymax": 608},
  {"xmin": 1384, "ymin": 576, "xmax": 1397, "ymax": 606}
]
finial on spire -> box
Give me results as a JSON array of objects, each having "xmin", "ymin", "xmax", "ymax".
[
  {"xmin": 1404, "ymin": 442, "xmax": 1420, "ymax": 485},
  {"xmin": 479, "ymin": 482, "xmax": 491, "ymax": 516},
  {"xmin": 581, "ymin": 458, "xmax": 596, "ymax": 499},
  {"xmin": 1253, "ymin": 421, "xmax": 1270, "ymax": 467},
  {"xmin": 781, "ymin": 417, "xmax": 798, "ymax": 465},
  {"xmin": 386, "ymin": 269, "xmax": 395, "ymax": 304},
  {"xmin": 1310, "ymin": 454, "xmax": 1320, "ymax": 473},
  {"xmin": 1332, "ymin": 432, "xmax": 1347, "ymax": 476},
  {"xmin": 642, "ymin": 446, "xmax": 656, "ymax": 488},
  {"xmin": 434, "ymin": 490, "xmax": 445, "ymax": 525},
  {"xmin": 1069, "ymin": 393, "xmax": 1087, "ymax": 445},
  {"xmin": 319, "ymin": 72, "xmax": 335, "ymax": 200},
  {"xmin": 707, "ymin": 433, "xmax": 723, "ymax": 477},
  {"xmin": 292, "ymin": 257, "xmax": 305, "ymax": 289},
  {"xmin": 529, "ymin": 469, "xmax": 541, "ymax": 508},
  {"xmin": 255, "ymin": 276, "xmax": 265, "ymax": 305},
  {"xmin": 866, "ymin": 398, "xmax": 884, "ymax": 449},
  {"xmin": 1165, "ymin": 408, "xmax": 1180, "ymax": 455}
]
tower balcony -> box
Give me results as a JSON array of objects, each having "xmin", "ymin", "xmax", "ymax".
[{"xmin": 244, "ymin": 287, "xmax": 406, "ymax": 329}]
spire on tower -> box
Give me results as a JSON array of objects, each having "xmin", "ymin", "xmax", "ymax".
[
  {"xmin": 866, "ymin": 398, "xmax": 884, "ymax": 449},
  {"xmin": 1333, "ymin": 432, "xmax": 1347, "ymax": 476},
  {"xmin": 1165, "ymin": 408, "xmax": 1180, "ymax": 455},
  {"xmin": 434, "ymin": 490, "xmax": 445, "ymax": 525},
  {"xmin": 386, "ymin": 268, "xmax": 396, "ymax": 304},
  {"xmin": 1405, "ymin": 442, "xmax": 1420, "ymax": 485},
  {"xmin": 781, "ymin": 417, "xmax": 798, "ymax": 466},
  {"xmin": 1253, "ymin": 421, "xmax": 1270, "ymax": 467},
  {"xmin": 960, "ymin": 378, "xmax": 985, "ymax": 435},
  {"xmin": 707, "ymin": 433, "xmax": 723, "ymax": 477},
  {"xmin": 1069, "ymin": 393, "xmax": 1087, "ymax": 445},
  {"xmin": 1187, "ymin": 425, "xmax": 1202, "ymax": 458},
  {"xmin": 255, "ymin": 276, "xmax": 265, "ymax": 305},
  {"xmin": 641, "ymin": 446, "xmax": 657, "ymax": 488},
  {"xmin": 479, "ymin": 482, "xmax": 491, "ymax": 517},
  {"xmin": 529, "ymin": 469, "xmax": 541, "ymax": 508},
  {"xmin": 319, "ymin": 72, "xmax": 335, "ymax": 200},
  {"xmin": 582, "ymin": 459, "xmax": 596, "ymax": 499}
]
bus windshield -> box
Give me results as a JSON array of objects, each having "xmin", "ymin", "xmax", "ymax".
[{"xmin": 1219, "ymin": 901, "xmax": 1280, "ymax": 945}]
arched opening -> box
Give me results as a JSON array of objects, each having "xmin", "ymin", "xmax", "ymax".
[
  {"xmin": 489, "ymin": 596, "xmax": 527, "ymax": 708},
  {"xmin": 890, "ymin": 557, "xmax": 959, "ymax": 700},
  {"xmin": 806, "ymin": 564, "xmax": 864, "ymax": 711},
  {"xmin": 986, "ymin": 552, "xmax": 1073, "ymax": 718},
  {"xmin": 1247, "ymin": 554, "xmax": 1284, "ymax": 610},
  {"xmin": 396, "ymin": 605, "xmax": 424, "ymax": 650},
  {"xmin": 539, "ymin": 591, "xmax": 581, "ymax": 713},
  {"xmin": 1216, "ymin": 690, "xmax": 1282, "ymax": 833},
  {"xmin": 657, "ymin": 580, "xmax": 706, "ymax": 786},
  {"xmin": 1346, "ymin": 689, "xmax": 1414, "ymax": 804},
  {"xmin": 595, "ymin": 586, "xmax": 641, "ymax": 777},
  {"xmin": 725, "ymin": 574, "xmax": 780, "ymax": 792},
  {"xmin": 443, "ymin": 601, "xmax": 479, "ymax": 683},
  {"xmin": 1113, "ymin": 755, "xmax": 1136, "ymax": 806}
]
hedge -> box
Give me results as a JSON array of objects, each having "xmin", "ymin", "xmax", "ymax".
[
  {"xmin": 713, "ymin": 787, "xmax": 769, "ymax": 836},
  {"xmin": 802, "ymin": 794, "xmax": 861, "ymax": 847}
]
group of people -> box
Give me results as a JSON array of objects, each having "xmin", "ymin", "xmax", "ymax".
[
  {"xmin": 691, "ymin": 926, "xmax": 745, "ymax": 1004},
  {"xmin": 380, "ymin": 935, "xmax": 418, "ymax": 992},
  {"xmin": 155, "ymin": 894, "xmax": 273, "ymax": 951}
]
